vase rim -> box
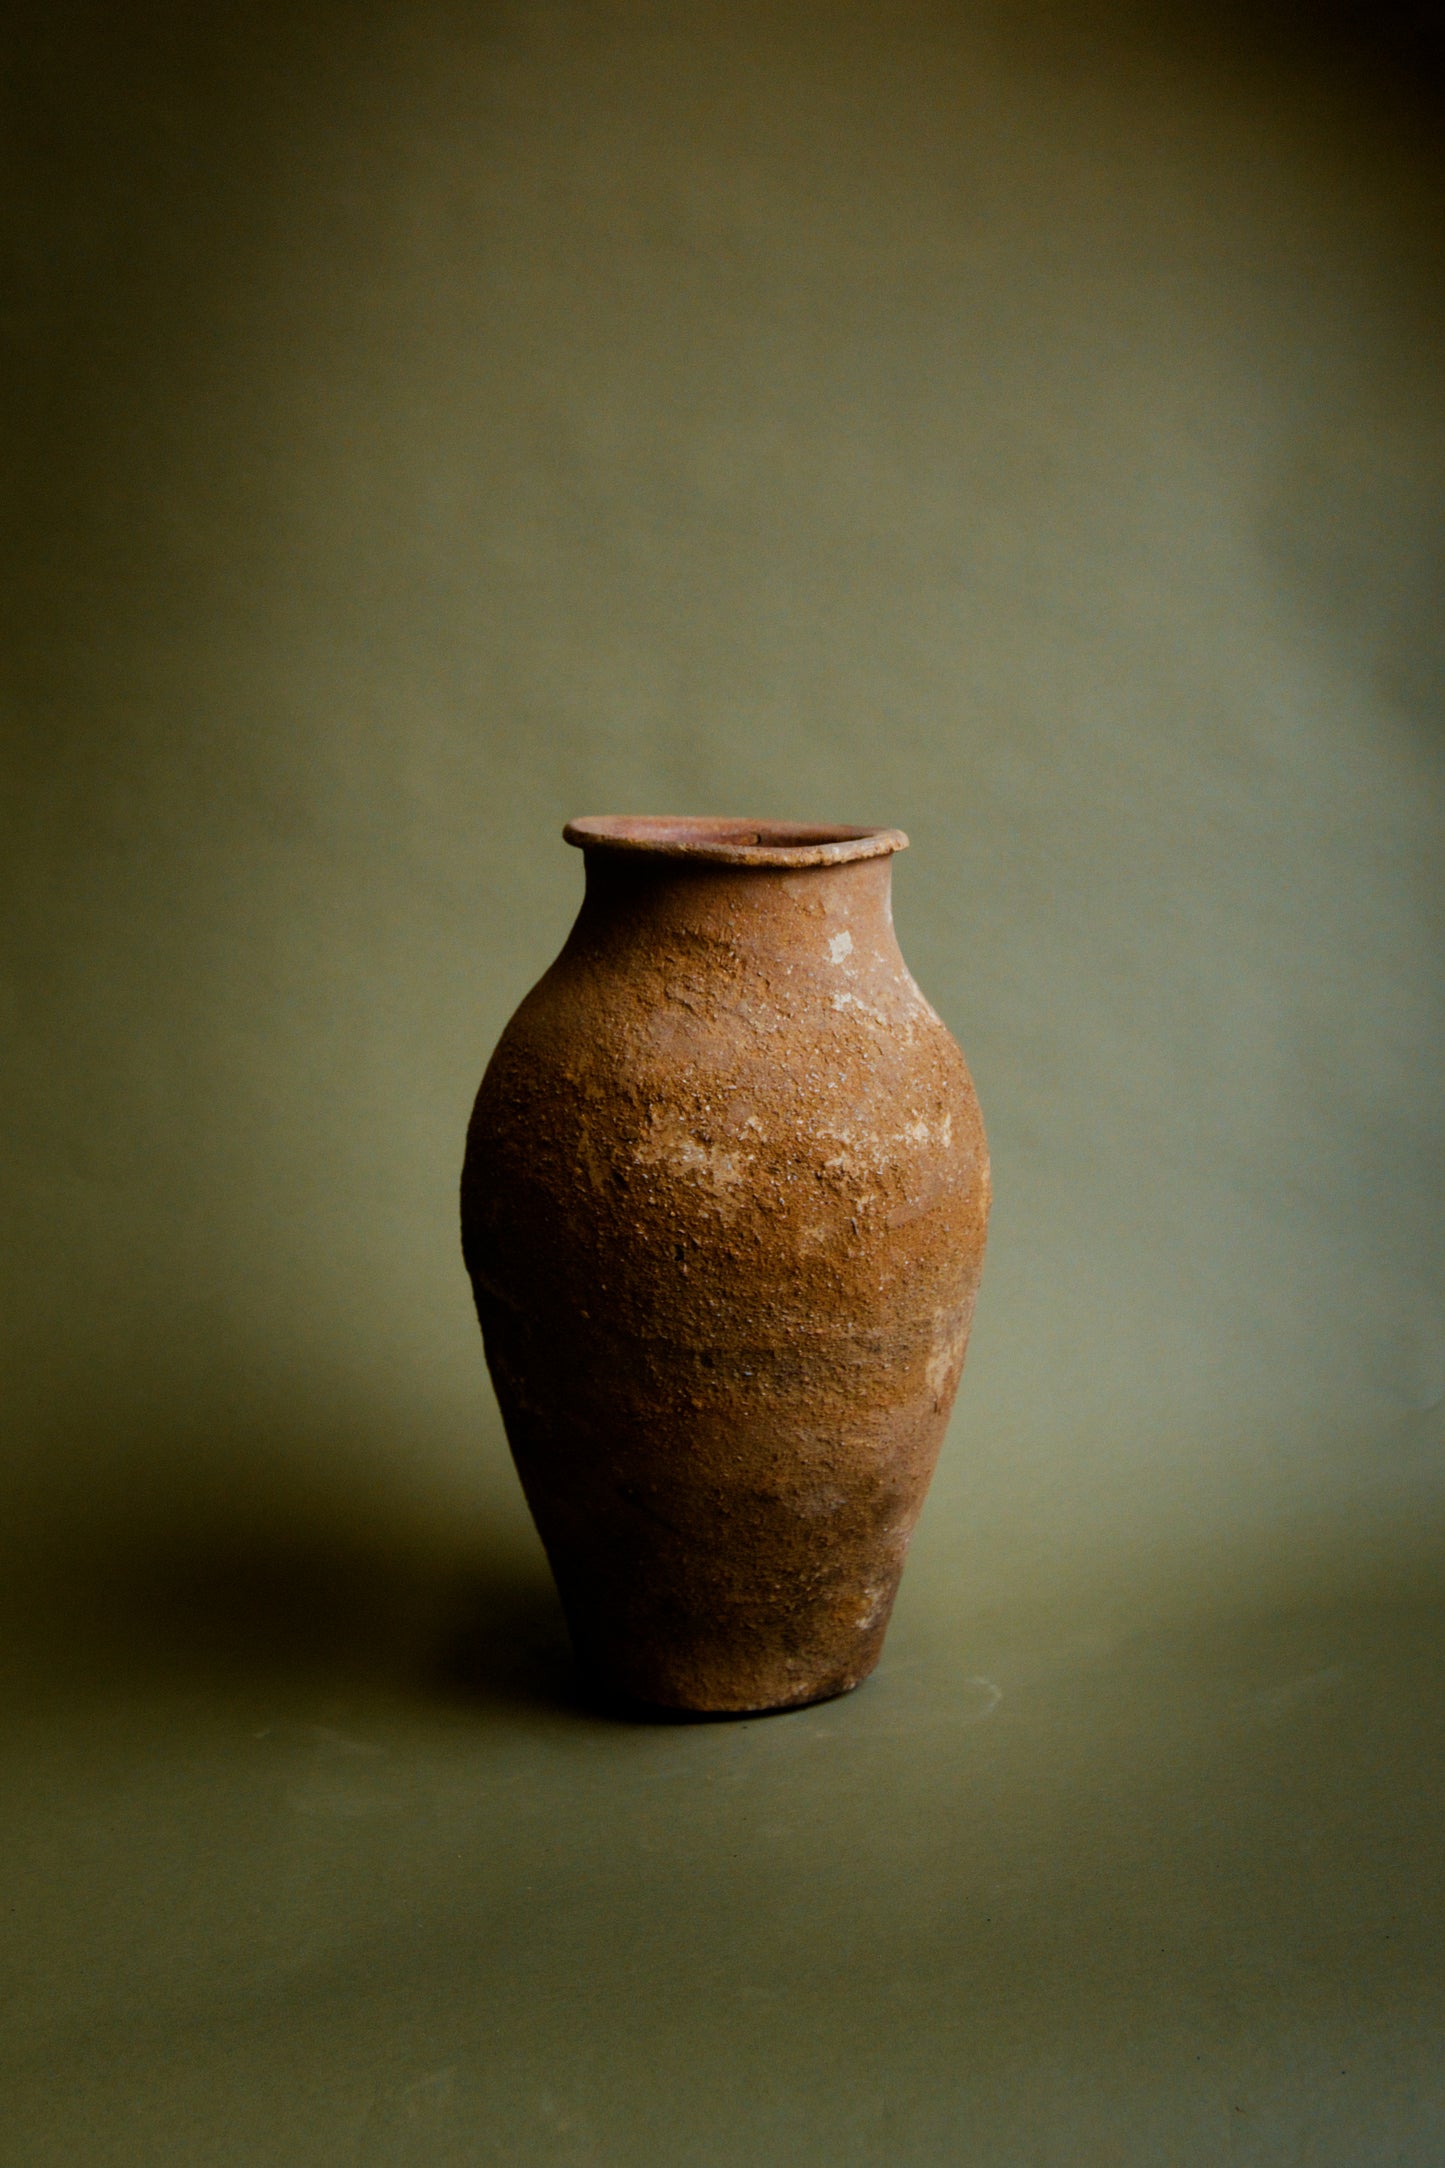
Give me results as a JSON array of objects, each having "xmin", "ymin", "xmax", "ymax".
[{"xmin": 563, "ymin": 816, "xmax": 909, "ymax": 868}]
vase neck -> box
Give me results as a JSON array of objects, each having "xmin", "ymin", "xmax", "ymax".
[{"xmin": 566, "ymin": 851, "xmax": 901, "ymax": 981}]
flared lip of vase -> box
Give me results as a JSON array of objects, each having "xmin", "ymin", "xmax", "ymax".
[{"xmin": 563, "ymin": 816, "xmax": 909, "ymax": 868}]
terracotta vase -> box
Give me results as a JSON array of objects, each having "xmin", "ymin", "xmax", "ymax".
[{"xmin": 461, "ymin": 818, "xmax": 990, "ymax": 1713}]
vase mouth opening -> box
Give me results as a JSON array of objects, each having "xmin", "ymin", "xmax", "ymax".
[{"xmin": 563, "ymin": 816, "xmax": 909, "ymax": 868}]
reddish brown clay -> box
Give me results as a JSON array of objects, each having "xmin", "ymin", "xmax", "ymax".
[{"xmin": 461, "ymin": 818, "xmax": 990, "ymax": 1714}]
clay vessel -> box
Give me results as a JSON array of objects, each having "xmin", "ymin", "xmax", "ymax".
[{"xmin": 461, "ymin": 817, "xmax": 989, "ymax": 1713}]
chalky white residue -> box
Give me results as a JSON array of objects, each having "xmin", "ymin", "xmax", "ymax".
[
  {"xmin": 828, "ymin": 930, "xmax": 853, "ymax": 963},
  {"xmin": 633, "ymin": 1111, "xmax": 745, "ymax": 1190},
  {"xmin": 854, "ymin": 1582, "xmax": 888, "ymax": 1630},
  {"xmin": 831, "ymin": 989, "xmax": 889, "ymax": 1023},
  {"xmin": 925, "ymin": 1312, "xmax": 971, "ymax": 1399}
]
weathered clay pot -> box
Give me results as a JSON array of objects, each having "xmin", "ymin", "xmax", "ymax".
[{"xmin": 461, "ymin": 817, "xmax": 989, "ymax": 1713}]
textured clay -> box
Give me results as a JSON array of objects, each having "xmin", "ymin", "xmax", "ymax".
[{"xmin": 461, "ymin": 818, "xmax": 990, "ymax": 1713}]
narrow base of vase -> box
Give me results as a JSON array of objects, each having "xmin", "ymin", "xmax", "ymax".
[
  {"xmin": 575, "ymin": 1652, "xmax": 881, "ymax": 1721},
  {"xmin": 555, "ymin": 1574, "xmax": 898, "ymax": 1718}
]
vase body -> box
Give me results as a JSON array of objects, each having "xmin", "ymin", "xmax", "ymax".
[{"xmin": 461, "ymin": 818, "xmax": 990, "ymax": 1713}]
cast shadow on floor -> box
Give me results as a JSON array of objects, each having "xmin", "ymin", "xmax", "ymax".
[
  {"xmin": 10, "ymin": 1498, "xmax": 597, "ymax": 1722},
  {"xmin": 21, "ymin": 1514, "xmax": 854, "ymax": 1729},
  {"xmin": 7, "ymin": 1391, "xmax": 882, "ymax": 1726}
]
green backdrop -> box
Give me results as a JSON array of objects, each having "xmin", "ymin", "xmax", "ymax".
[{"xmin": 2, "ymin": 4, "xmax": 1442, "ymax": 2161}]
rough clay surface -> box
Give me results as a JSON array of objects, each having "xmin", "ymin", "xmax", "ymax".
[{"xmin": 462, "ymin": 820, "xmax": 990, "ymax": 1714}]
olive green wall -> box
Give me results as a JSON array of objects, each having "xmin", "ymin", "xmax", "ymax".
[{"xmin": 3, "ymin": 0, "xmax": 1442, "ymax": 1644}]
